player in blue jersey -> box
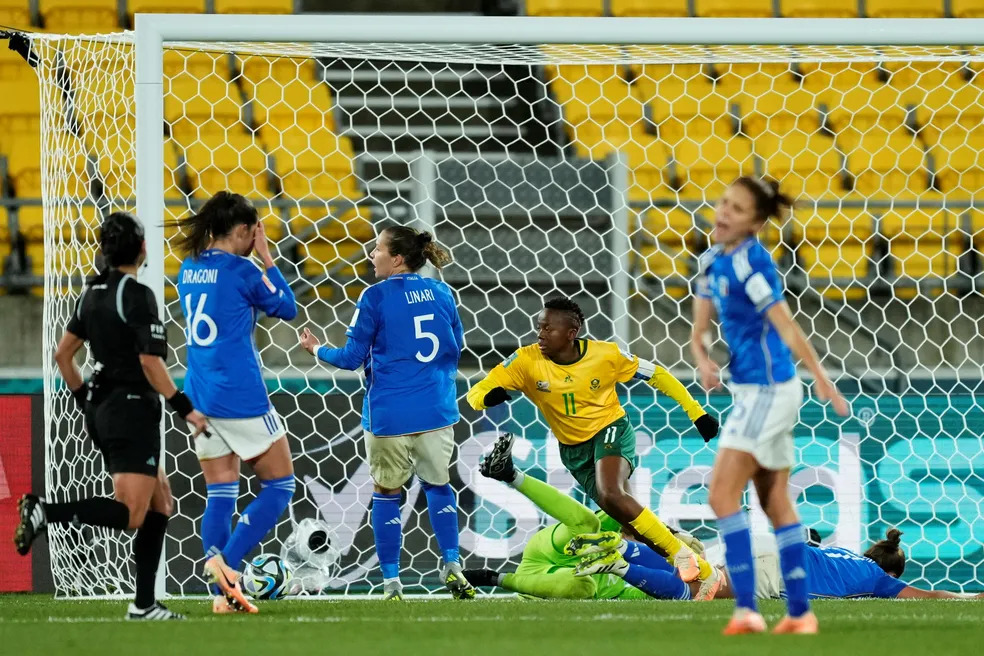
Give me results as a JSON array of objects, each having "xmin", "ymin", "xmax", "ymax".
[
  {"xmin": 298, "ymin": 225, "xmax": 474, "ymax": 601},
  {"xmin": 583, "ymin": 527, "xmax": 983, "ymax": 601},
  {"xmin": 172, "ymin": 191, "xmax": 298, "ymax": 614},
  {"xmin": 691, "ymin": 177, "xmax": 850, "ymax": 635}
]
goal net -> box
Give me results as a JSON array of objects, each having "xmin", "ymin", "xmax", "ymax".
[{"xmin": 31, "ymin": 19, "xmax": 984, "ymax": 597}]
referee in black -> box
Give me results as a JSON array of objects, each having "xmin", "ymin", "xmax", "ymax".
[{"xmin": 14, "ymin": 211, "xmax": 208, "ymax": 620}]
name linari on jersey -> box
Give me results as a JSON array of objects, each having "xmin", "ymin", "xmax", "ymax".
[
  {"xmin": 182, "ymin": 268, "xmax": 219, "ymax": 284},
  {"xmin": 404, "ymin": 289, "xmax": 435, "ymax": 305}
]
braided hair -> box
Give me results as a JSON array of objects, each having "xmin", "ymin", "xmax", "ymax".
[{"xmin": 543, "ymin": 296, "xmax": 585, "ymax": 334}]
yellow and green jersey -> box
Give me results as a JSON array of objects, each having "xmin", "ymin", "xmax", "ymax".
[{"xmin": 467, "ymin": 339, "xmax": 639, "ymax": 445}]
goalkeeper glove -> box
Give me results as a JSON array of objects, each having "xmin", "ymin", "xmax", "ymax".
[
  {"xmin": 483, "ymin": 387, "xmax": 512, "ymax": 408},
  {"xmin": 694, "ymin": 413, "xmax": 719, "ymax": 443},
  {"xmin": 462, "ymin": 568, "xmax": 500, "ymax": 588}
]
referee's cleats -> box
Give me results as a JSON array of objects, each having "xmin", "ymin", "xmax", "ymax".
[
  {"xmin": 13, "ymin": 494, "xmax": 46, "ymax": 556},
  {"xmin": 204, "ymin": 554, "xmax": 258, "ymax": 614},
  {"xmin": 126, "ymin": 602, "xmax": 185, "ymax": 621},
  {"xmin": 479, "ymin": 432, "xmax": 515, "ymax": 483}
]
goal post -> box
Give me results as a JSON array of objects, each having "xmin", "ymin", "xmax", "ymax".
[{"xmin": 34, "ymin": 15, "xmax": 984, "ymax": 597}]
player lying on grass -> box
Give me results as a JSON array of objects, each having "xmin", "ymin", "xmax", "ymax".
[
  {"xmin": 462, "ymin": 433, "xmax": 721, "ymax": 601},
  {"xmin": 573, "ymin": 528, "xmax": 984, "ymax": 602},
  {"xmin": 467, "ymin": 297, "xmax": 720, "ymax": 589}
]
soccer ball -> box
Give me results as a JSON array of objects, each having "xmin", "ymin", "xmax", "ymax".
[{"xmin": 241, "ymin": 553, "xmax": 293, "ymax": 600}]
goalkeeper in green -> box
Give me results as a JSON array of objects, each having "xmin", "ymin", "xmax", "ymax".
[{"xmin": 463, "ymin": 433, "xmax": 720, "ymax": 601}]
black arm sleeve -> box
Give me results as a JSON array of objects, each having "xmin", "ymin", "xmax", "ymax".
[
  {"xmin": 65, "ymin": 291, "xmax": 88, "ymax": 339},
  {"xmin": 123, "ymin": 282, "xmax": 168, "ymax": 360}
]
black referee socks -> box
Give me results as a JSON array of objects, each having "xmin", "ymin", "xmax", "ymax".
[
  {"xmin": 133, "ymin": 511, "xmax": 169, "ymax": 609},
  {"xmin": 44, "ymin": 497, "xmax": 130, "ymax": 530}
]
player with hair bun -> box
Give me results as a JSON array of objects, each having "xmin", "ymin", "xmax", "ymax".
[
  {"xmin": 14, "ymin": 211, "xmax": 208, "ymax": 620},
  {"xmin": 691, "ymin": 176, "xmax": 850, "ymax": 635},
  {"xmin": 299, "ymin": 224, "xmax": 473, "ymax": 602},
  {"xmin": 467, "ymin": 295, "xmax": 724, "ymax": 600}
]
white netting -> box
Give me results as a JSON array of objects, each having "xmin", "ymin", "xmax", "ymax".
[{"xmin": 35, "ymin": 31, "xmax": 984, "ymax": 596}]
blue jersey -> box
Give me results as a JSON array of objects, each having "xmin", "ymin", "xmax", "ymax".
[
  {"xmin": 805, "ymin": 546, "xmax": 907, "ymax": 599},
  {"xmin": 316, "ymin": 273, "xmax": 463, "ymax": 436},
  {"xmin": 696, "ymin": 238, "xmax": 795, "ymax": 385},
  {"xmin": 178, "ymin": 249, "xmax": 297, "ymax": 418}
]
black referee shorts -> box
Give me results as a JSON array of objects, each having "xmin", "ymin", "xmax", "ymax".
[{"xmin": 85, "ymin": 388, "xmax": 162, "ymax": 477}]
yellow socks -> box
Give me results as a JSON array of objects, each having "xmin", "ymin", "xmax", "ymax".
[
  {"xmin": 629, "ymin": 507, "xmax": 714, "ymax": 580},
  {"xmin": 629, "ymin": 508, "xmax": 681, "ymax": 556}
]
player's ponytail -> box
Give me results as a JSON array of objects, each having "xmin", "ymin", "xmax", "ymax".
[
  {"xmin": 733, "ymin": 176, "xmax": 794, "ymax": 223},
  {"xmin": 383, "ymin": 225, "xmax": 452, "ymax": 271},
  {"xmin": 168, "ymin": 191, "xmax": 259, "ymax": 258},
  {"xmin": 864, "ymin": 528, "xmax": 907, "ymax": 578}
]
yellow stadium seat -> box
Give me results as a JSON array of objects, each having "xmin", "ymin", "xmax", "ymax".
[
  {"xmin": 0, "ymin": 205, "xmax": 8, "ymax": 242},
  {"xmin": 240, "ymin": 56, "xmax": 318, "ymax": 88},
  {"xmin": 651, "ymin": 93, "xmax": 733, "ymax": 145},
  {"xmin": 14, "ymin": 206, "xmax": 44, "ymax": 241},
  {"xmin": 214, "ymin": 0, "xmax": 294, "ymax": 13},
  {"xmin": 716, "ymin": 63, "xmax": 802, "ymax": 96},
  {"xmin": 640, "ymin": 207, "xmax": 699, "ymax": 246},
  {"xmin": 756, "ymin": 132, "xmax": 843, "ymax": 198},
  {"xmin": 623, "ymin": 138, "xmax": 671, "ymax": 199},
  {"xmin": 887, "ymin": 61, "xmax": 967, "ymax": 102},
  {"xmin": 250, "ymin": 78, "xmax": 335, "ymax": 132},
  {"xmin": 183, "ymin": 132, "xmax": 272, "ymax": 199},
  {"xmin": 952, "ymin": 0, "xmax": 984, "ymax": 16},
  {"xmin": 301, "ymin": 239, "xmax": 369, "ymax": 279},
  {"xmin": 845, "ymin": 134, "xmax": 928, "ymax": 197},
  {"xmin": 879, "ymin": 208, "xmax": 957, "ymax": 283},
  {"xmin": 610, "ymin": 0, "xmax": 689, "ymax": 16},
  {"xmin": 866, "ymin": 0, "xmax": 943, "ymax": 17},
  {"xmin": 637, "ymin": 243, "xmax": 691, "ymax": 282},
  {"xmin": 166, "ymin": 75, "xmax": 245, "ymax": 141},
  {"xmin": 697, "ymin": 0, "xmax": 773, "ymax": 16},
  {"xmin": 0, "ymin": 0, "xmax": 31, "ymax": 29},
  {"xmin": 798, "ymin": 207, "xmax": 873, "ymax": 288},
  {"xmin": 800, "ymin": 62, "xmax": 878, "ymax": 93},
  {"xmin": 781, "ymin": 0, "xmax": 858, "ymax": 16},
  {"xmin": 630, "ymin": 63, "xmax": 714, "ymax": 105},
  {"xmin": 526, "ymin": 0, "xmax": 601, "ymax": 15},
  {"xmin": 41, "ymin": 0, "xmax": 118, "ymax": 31},
  {"xmin": 916, "ymin": 82, "xmax": 984, "ymax": 141},
  {"xmin": 0, "ymin": 80, "xmax": 40, "ymax": 149},
  {"xmin": 129, "ymin": 0, "xmax": 205, "ymax": 17},
  {"xmin": 824, "ymin": 81, "xmax": 908, "ymax": 136},
  {"xmin": 672, "ymin": 135, "xmax": 754, "ymax": 199},
  {"xmin": 0, "ymin": 38, "xmax": 36, "ymax": 82},
  {"xmin": 288, "ymin": 205, "xmax": 374, "ymax": 243},
  {"xmin": 934, "ymin": 129, "xmax": 984, "ymax": 194},
  {"xmin": 739, "ymin": 87, "xmax": 819, "ymax": 137},
  {"xmin": 263, "ymin": 124, "xmax": 358, "ymax": 200}
]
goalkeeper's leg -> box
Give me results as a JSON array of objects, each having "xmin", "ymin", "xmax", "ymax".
[{"xmin": 479, "ymin": 433, "xmax": 600, "ymax": 550}]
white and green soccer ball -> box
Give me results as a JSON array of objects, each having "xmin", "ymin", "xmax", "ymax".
[{"xmin": 242, "ymin": 553, "xmax": 293, "ymax": 600}]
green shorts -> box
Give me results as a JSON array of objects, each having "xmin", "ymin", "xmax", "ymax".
[{"xmin": 558, "ymin": 415, "xmax": 636, "ymax": 505}]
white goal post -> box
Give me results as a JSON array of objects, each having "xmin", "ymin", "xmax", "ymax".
[{"xmin": 34, "ymin": 14, "xmax": 984, "ymax": 598}]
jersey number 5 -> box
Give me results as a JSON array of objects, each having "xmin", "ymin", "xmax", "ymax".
[
  {"xmin": 413, "ymin": 314, "xmax": 440, "ymax": 363},
  {"xmin": 184, "ymin": 293, "xmax": 218, "ymax": 347}
]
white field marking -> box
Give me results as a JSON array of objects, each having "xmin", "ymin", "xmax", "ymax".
[{"xmin": 2, "ymin": 612, "xmax": 982, "ymax": 626}]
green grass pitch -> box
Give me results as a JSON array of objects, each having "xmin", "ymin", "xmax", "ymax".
[{"xmin": 2, "ymin": 595, "xmax": 982, "ymax": 656}]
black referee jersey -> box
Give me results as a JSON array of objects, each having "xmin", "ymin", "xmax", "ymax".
[
  {"xmin": 66, "ymin": 269, "xmax": 170, "ymax": 475},
  {"xmin": 66, "ymin": 269, "xmax": 168, "ymax": 390}
]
